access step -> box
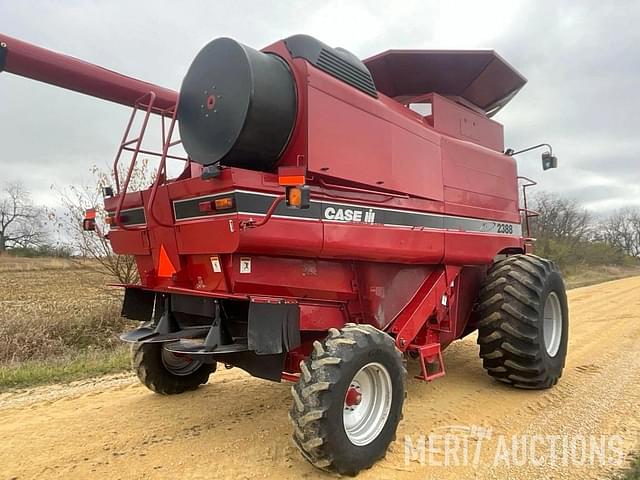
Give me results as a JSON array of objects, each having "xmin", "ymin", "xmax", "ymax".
[{"xmin": 409, "ymin": 343, "xmax": 446, "ymax": 381}]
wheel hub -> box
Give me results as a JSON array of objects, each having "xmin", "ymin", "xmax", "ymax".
[
  {"xmin": 543, "ymin": 291, "xmax": 563, "ymax": 357},
  {"xmin": 161, "ymin": 345, "xmax": 203, "ymax": 376},
  {"xmin": 343, "ymin": 362, "xmax": 393, "ymax": 446},
  {"xmin": 345, "ymin": 385, "xmax": 363, "ymax": 407}
]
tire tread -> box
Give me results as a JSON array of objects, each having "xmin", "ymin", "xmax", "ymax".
[
  {"xmin": 289, "ymin": 324, "xmax": 406, "ymax": 475},
  {"xmin": 476, "ymin": 254, "xmax": 566, "ymax": 389},
  {"xmin": 132, "ymin": 343, "xmax": 213, "ymax": 395}
]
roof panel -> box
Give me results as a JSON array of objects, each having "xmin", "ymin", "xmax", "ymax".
[{"xmin": 363, "ymin": 50, "xmax": 527, "ymax": 114}]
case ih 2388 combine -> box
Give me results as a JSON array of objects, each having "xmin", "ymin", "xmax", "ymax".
[{"xmin": 1, "ymin": 33, "xmax": 567, "ymax": 475}]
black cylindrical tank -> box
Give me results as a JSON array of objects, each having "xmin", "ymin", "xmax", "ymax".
[{"xmin": 178, "ymin": 38, "xmax": 297, "ymax": 170}]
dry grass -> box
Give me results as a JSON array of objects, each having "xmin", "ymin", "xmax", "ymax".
[
  {"xmin": 0, "ymin": 257, "xmax": 132, "ymax": 363},
  {"xmin": 0, "ymin": 347, "xmax": 130, "ymax": 392},
  {"xmin": 563, "ymin": 264, "xmax": 640, "ymax": 289},
  {"xmin": 1, "ymin": 255, "xmax": 639, "ymax": 390},
  {"xmin": 0, "ymin": 256, "xmax": 82, "ymax": 273},
  {"xmin": 617, "ymin": 454, "xmax": 640, "ymax": 480}
]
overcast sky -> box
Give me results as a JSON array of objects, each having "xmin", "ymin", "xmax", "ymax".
[{"xmin": 1, "ymin": 0, "xmax": 638, "ymax": 212}]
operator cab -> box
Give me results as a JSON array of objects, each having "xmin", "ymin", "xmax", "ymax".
[{"xmin": 363, "ymin": 50, "xmax": 527, "ymax": 152}]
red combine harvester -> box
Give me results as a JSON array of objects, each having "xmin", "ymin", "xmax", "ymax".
[{"xmin": 0, "ymin": 34, "xmax": 567, "ymax": 475}]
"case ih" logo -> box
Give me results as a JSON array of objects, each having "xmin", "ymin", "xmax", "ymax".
[{"xmin": 324, "ymin": 206, "xmax": 376, "ymax": 224}]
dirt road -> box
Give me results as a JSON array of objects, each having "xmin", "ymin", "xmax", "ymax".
[{"xmin": 1, "ymin": 277, "xmax": 639, "ymax": 479}]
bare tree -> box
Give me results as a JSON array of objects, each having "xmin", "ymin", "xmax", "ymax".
[
  {"xmin": 50, "ymin": 162, "xmax": 154, "ymax": 284},
  {"xmin": 530, "ymin": 192, "xmax": 592, "ymax": 244},
  {"xmin": 0, "ymin": 182, "xmax": 44, "ymax": 253},
  {"xmin": 600, "ymin": 208, "xmax": 640, "ymax": 257},
  {"xmin": 52, "ymin": 184, "xmax": 138, "ymax": 283}
]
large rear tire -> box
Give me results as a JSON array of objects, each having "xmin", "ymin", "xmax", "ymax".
[
  {"xmin": 289, "ymin": 324, "xmax": 406, "ymax": 476},
  {"xmin": 476, "ymin": 254, "xmax": 568, "ymax": 389},
  {"xmin": 132, "ymin": 343, "xmax": 215, "ymax": 395}
]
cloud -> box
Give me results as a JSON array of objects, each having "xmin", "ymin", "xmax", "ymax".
[
  {"xmin": 491, "ymin": 0, "xmax": 640, "ymax": 211},
  {"xmin": 0, "ymin": 0, "xmax": 638, "ymax": 210}
]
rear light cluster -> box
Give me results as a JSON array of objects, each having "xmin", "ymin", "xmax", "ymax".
[
  {"xmin": 82, "ymin": 208, "xmax": 97, "ymax": 231},
  {"xmin": 286, "ymin": 185, "xmax": 309, "ymax": 208},
  {"xmin": 198, "ymin": 196, "xmax": 234, "ymax": 213},
  {"xmin": 278, "ymin": 166, "xmax": 310, "ymax": 209}
]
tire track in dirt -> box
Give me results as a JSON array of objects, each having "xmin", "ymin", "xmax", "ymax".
[{"xmin": 1, "ymin": 276, "xmax": 639, "ymax": 479}]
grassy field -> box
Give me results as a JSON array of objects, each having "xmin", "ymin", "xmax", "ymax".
[
  {"xmin": 0, "ymin": 256, "xmax": 132, "ymax": 392},
  {"xmin": 0, "ymin": 348, "xmax": 129, "ymax": 391},
  {"xmin": 618, "ymin": 455, "xmax": 640, "ymax": 480},
  {"xmin": 1, "ymin": 256, "xmax": 639, "ymax": 393},
  {"xmin": 563, "ymin": 264, "xmax": 640, "ymax": 289}
]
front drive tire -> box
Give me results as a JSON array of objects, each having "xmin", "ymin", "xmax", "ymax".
[
  {"xmin": 289, "ymin": 323, "xmax": 406, "ymax": 476},
  {"xmin": 132, "ymin": 343, "xmax": 215, "ymax": 395},
  {"xmin": 476, "ymin": 254, "xmax": 569, "ymax": 389}
]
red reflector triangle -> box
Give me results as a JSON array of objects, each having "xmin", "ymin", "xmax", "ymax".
[{"xmin": 157, "ymin": 244, "xmax": 176, "ymax": 278}]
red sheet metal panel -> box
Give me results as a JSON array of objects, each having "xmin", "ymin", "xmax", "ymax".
[
  {"xmin": 305, "ymin": 69, "xmax": 444, "ymax": 201},
  {"xmin": 430, "ymin": 94, "xmax": 504, "ymax": 151},
  {"xmin": 441, "ymin": 136, "xmax": 520, "ymax": 222}
]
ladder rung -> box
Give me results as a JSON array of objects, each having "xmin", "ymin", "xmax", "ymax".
[{"xmin": 121, "ymin": 137, "xmax": 140, "ymax": 147}]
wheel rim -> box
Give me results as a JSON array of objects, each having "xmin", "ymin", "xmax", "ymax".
[
  {"xmin": 161, "ymin": 346, "xmax": 203, "ymax": 376},
  {"xmin": 343, "ymin": 362, "xmax": 392, "ymax": 446},
  {"xmin": 543, "ymin": 292, "xmax": 563, "ymax": 357}
]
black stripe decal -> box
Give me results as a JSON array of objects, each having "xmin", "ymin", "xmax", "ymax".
[
  {"xmin": 172, "ymin": 192, "xmax": 238, "ymax": 220},
  {"xmin": 172, "ymin": 191, "xmax": 522, "ymax": 236},
  {"xmin": 237, "ymin": 192, "xmax": 322, "ymax": 220},
  {"xmin": 108, "ymin": 207, "xmax": 146, "ymax": 226}
]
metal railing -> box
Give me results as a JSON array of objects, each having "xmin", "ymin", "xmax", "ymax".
[
  {"xmin": 111, "ymin": 93, "xmax": 188, "ymax": 229},
  {"xmin": 518, "ymin": 176, "xmax": 539, "ymax": 238}
]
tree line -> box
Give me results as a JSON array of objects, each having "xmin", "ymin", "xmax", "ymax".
[{"xmin": 529, "ymin": 192, "xmax": 639, "ymax": 268}]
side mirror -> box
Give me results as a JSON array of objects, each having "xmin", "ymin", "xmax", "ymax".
[
  {"xmin": 542, "ymin": 152, "xmax": 558, "ymax": 170},
  {"xmin": 506, "ymin": 143, "xmax": 557, "ymax": 171}
]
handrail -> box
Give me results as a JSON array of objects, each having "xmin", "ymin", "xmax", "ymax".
[
  {"xmin": 518, "ymin": 175, "xmax": 539, "ymax": 237},
  {"xmin": 113, "ymin": 92, "xmax": 157, "ymax": 230},
  {"xmin": 113, "ymin": 103, "xmax": 140, "ymax": 193},
  {"xmin": 517, "ymin": 175, "xmax": 537, "ymax": 188},
  {"xmin": 147, "ymin": 102, "xmax": 180, "ymax": 228},
  {"xmin": 110, "ymin": 92, "xmax": 190, "ymax": 231},
  {"xmin": 121, "ymin": 147, "xmax": 187, "ymax": 162},
  {"xmin": 239, "ymin": 195, "xmax": 286, "ymax": 230}
]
